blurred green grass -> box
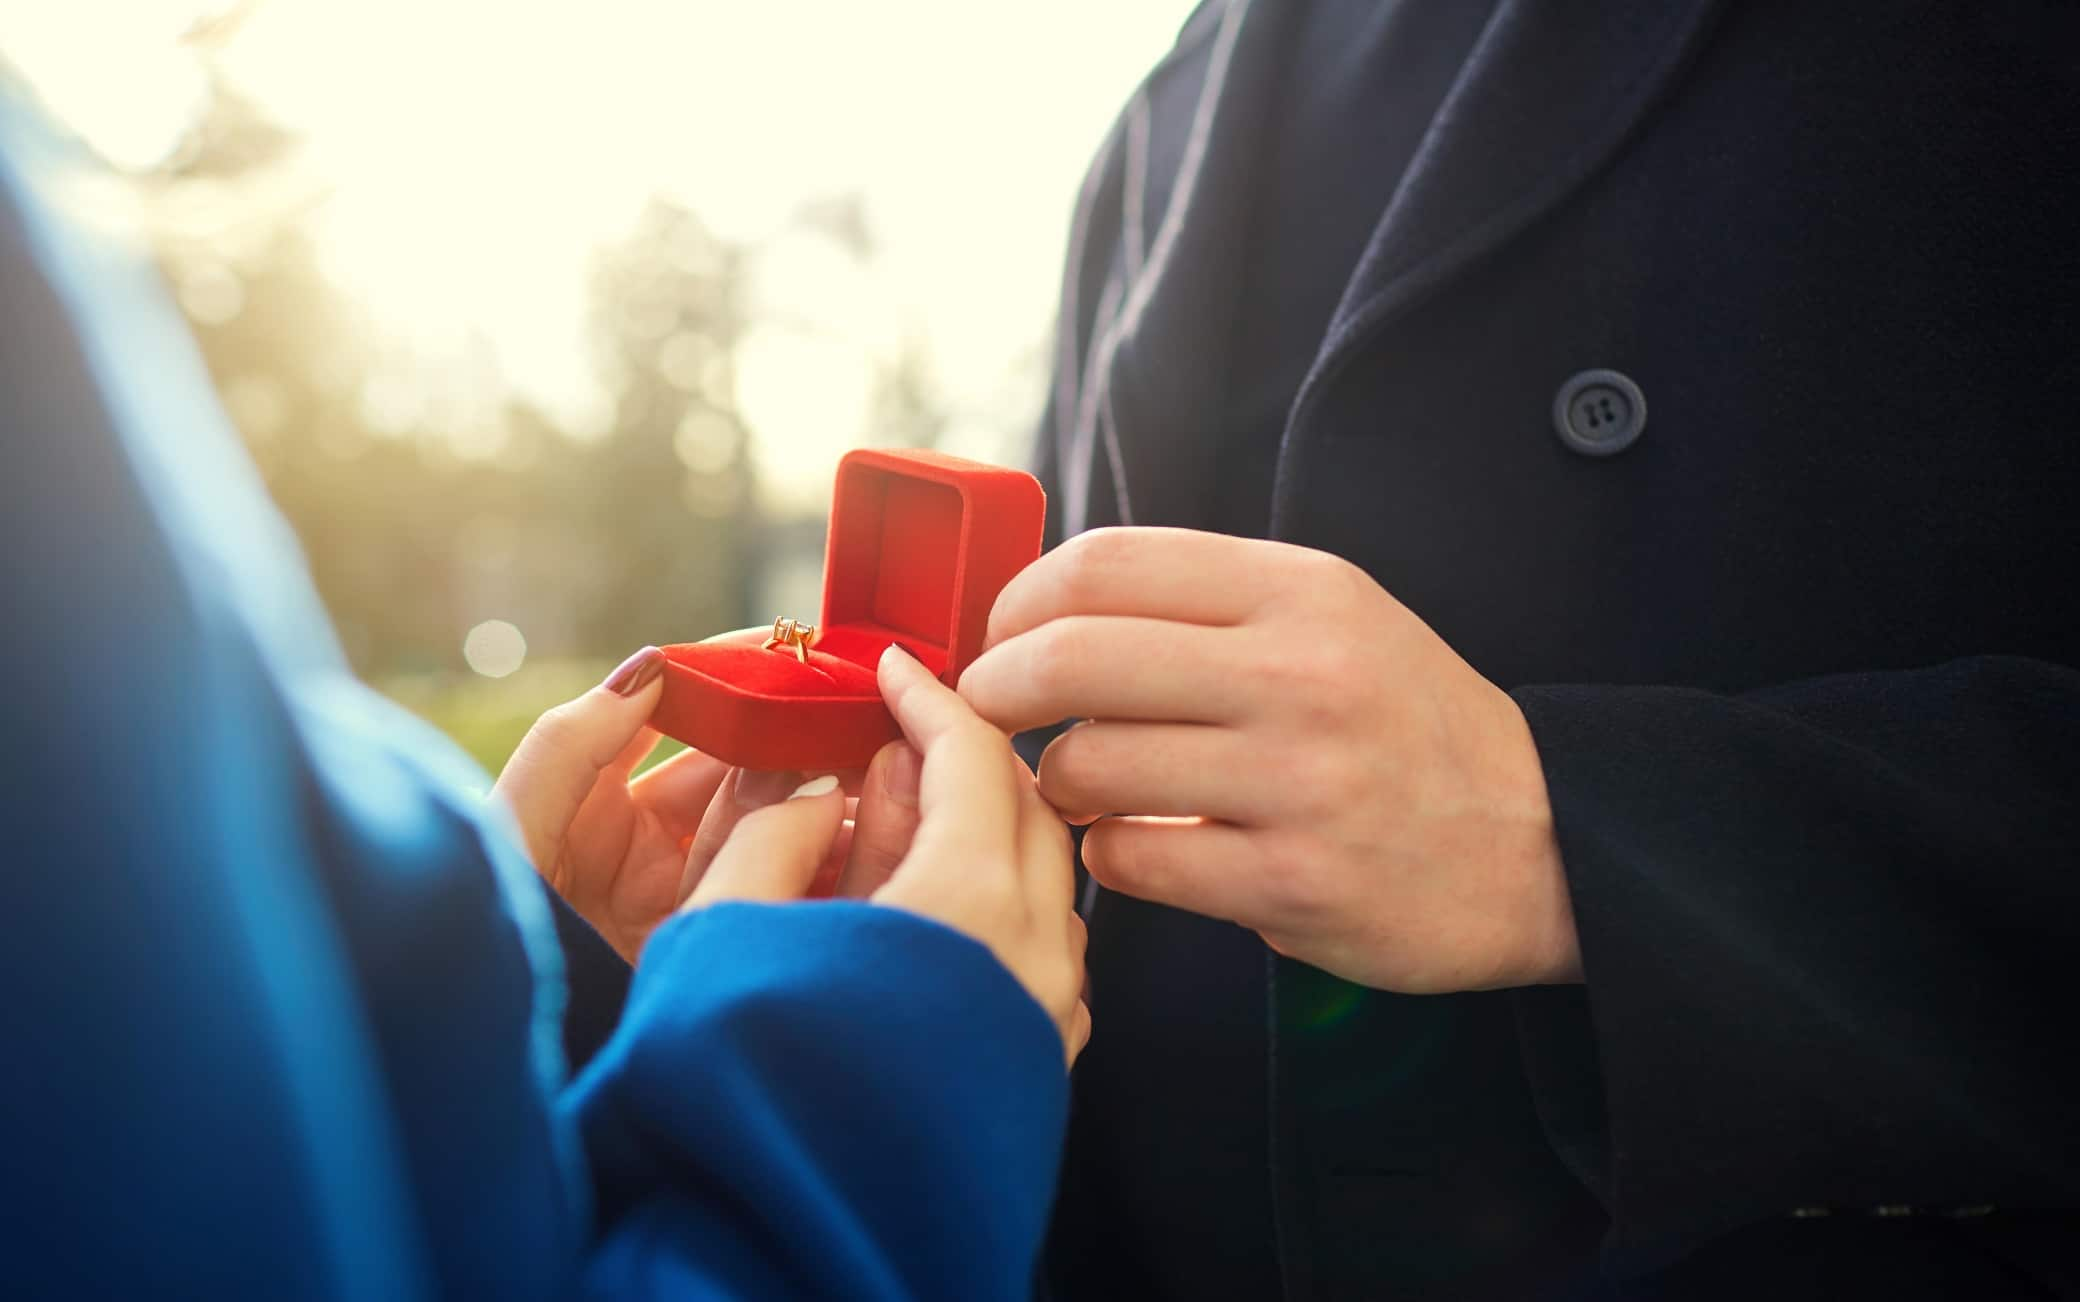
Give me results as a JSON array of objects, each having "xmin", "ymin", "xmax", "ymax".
[{"xmin": 377, "ymin": 658, "xmax": 686, "ymax": 779}]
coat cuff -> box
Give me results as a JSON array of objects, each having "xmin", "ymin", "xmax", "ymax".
[{"xmin": 1508, "ymin": 676, "xmax": 2076, "ymax": 1269}]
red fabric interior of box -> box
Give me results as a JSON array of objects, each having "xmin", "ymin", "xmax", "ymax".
[
  {"xmin": 824, "ymin": 466, "xmax": 964, "ymax": 674},
  {"xmin": 665, "ymin": 641, "xmax": 880, "ymax": 698}
]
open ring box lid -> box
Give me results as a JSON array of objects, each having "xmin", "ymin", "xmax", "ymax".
[{"xmin": 652, "ymin": 447, "xmax": 1045, "ymax": 771}]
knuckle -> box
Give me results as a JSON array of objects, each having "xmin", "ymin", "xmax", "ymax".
[
  {"xmin": 1022, "ymin": 620, "xmax": 1087, "ymax": 701},
  {"xmin": 1293, "ymin": 635, "xmax": 1360, "ymax": 694},
  {"xmin": 1301, "ymin": 547, "xmax": 1370, "ymax": 602},
  {"xmin": 531, "ymin": 701, "xmax": 585, "ymax": 748},
  {"xmin": 956, "ymin": 659, "xmax": 1007, "ymax": 722},
  {"xmin": 1055, "ymin": 527, "xmax": 1128, "ymax": 598},
  {"xmin": 1274, "ymin": 746, "xmax": 1341, "ymax": 818},
  {"xmin": 526, "ymin": 702, "xmax": 613, "ymax": 769},
  {"xmin": 951, "ymin": 718, "xmax": 1013, "ymax": 769}
]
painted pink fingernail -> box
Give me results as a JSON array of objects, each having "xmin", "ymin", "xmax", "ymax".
[{"xmin": 603, "ymin": 646, "xmax": 665, "ymax": 696}]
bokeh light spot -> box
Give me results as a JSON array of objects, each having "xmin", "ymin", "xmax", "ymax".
[{"xmin": 463, "ymin": 619, "xmax": 527, "ymax": 678}]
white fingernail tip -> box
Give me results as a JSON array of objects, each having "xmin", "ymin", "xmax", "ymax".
[{"xmin": 790, "ymin": 774, "xmax": 841, "ymax": 800}]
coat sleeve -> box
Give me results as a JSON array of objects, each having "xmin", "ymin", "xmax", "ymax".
[
  {"xmin": 565, "ymin": 901, "xmax": 1069, "ymax": 1301},
  {"xmin": 545, "ymin": 881, "xmax": 635, "ymax": 1073},
  {"xmin": 1510, "ymin": 654, "xmax": 2080, "ymax": 1265}
]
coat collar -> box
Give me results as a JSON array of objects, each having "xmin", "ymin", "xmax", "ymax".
[{"xmin": 1268, "ymin": 0, "xmax": 1727, "ymax": 535}]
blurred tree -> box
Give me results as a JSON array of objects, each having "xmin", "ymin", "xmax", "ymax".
[
  {"xmin": 575, "ymin": 197, "xmax": 761, "ymax": 653},
  {"xmin": 143, "ymin": 79, "xmax": 766, "ymax": 677},
  {"xmin": 865, "ymin": 331, "xmax": 949, "ymax": 451}
]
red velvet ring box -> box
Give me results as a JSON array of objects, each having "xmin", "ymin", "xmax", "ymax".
[{"xmin": 650, "ymin": 448, "xmax": 1045, "ymax": 771}]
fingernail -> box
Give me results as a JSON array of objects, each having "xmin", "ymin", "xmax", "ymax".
[
  {"xmin": 880, "ymin": 643, "xmax": 917, "ymax": 673},
  {"xmin": 883, "ymin": 744, "xmax": 921, "ymax": 805},
  {"xmin": 789, "ymin": 774, "xmax": 841, "ymax": 800},
  {"xmin": 733, "ymin": 769, "xmax": 803, "ymax": 809},
  {"xmin": 603, "ymin": 646, "xmax": 665, "ymax": 697}
]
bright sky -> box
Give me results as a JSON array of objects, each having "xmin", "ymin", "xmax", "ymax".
[{"xmin": 0, "ymin": 0, "xmax": 1194, "ymax": 506}]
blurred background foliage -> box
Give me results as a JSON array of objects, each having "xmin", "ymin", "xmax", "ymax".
[
  {"xmin": 1, "ymin": 1, "xmax": 1188, "ymax": 773},
  {"xmin": 159, "ymin": 87, "xmax": 800, "ymax": 769}
]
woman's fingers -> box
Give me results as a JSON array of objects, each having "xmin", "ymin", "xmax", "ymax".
[
  {"xmin": 685, "ymin": 776, "xmax": 847, "ymax": 908},
  {"xmin": 879, "ymin": 645, "xmax": 1019, "ymax": 858},
  {"xmin": 628, "ymin": 745, "xmax": 735, "ymax": 842},
  {"xmin": 835, "ymin": 741, "xmax": 923, "ymax": 899},
  {"xmin": 492, "ymin": 646, "xmax": 667, "ymax": 874},
  {"xmin": 676, "ymin": 767, "xmax": 807, "ymax": 903},
  {"xmin": 1017, "ymin": 771, "xmax": 1077, "ymax": 916}
]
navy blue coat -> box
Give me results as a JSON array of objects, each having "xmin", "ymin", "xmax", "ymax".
[
  {"xmin": 1035, "ymin": 2, "xmax": 2080, "ymax": 1298},
  {"xmin": 0, "ymin": 93, "xmax": 1065, "ymax": 1300}
]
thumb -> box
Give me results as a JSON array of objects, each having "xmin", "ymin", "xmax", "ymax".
[
  {"xmin": 686, "ymin": 776, "xmax": 847, "ymax": 908},
  {"xmin": 493, "ymin": 646, "xmax": 666, "ymax": 873}
]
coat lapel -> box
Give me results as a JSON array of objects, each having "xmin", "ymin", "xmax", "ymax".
[
  {"xmin": 1271, "ymin": 0, "xmax": 1727, "ymax": 535},
  {"xmin": 1075, "ymin": 0, "xmax": 1302, "ymax": 534}
]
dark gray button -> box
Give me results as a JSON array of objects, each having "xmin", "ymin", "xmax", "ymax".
[{"xmin": 1553, "ymin": 368, "xmax": 1647, "ymax": 457}]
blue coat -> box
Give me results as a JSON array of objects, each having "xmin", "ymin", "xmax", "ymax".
[{"xmin": 0, "ymin": 93, "xmax": 1063, "ymax": 1300}]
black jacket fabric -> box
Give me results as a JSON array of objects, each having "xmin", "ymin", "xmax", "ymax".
[{"xmin": 1033, "ymin": 1, "xmax": 2080, "ymax": 1298}]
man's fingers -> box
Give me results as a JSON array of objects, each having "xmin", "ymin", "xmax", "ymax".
[
  {"xmin": 958, "ymin": 616, "xmax": 1244, "ymax": 735},
  {"xmin": 835, "ymin": 741, "xmax": 922, "ymax": 899},
  {"xmin": 676, "ymin": 767, "xmax": 806, "ymax": 902},
  {"xmin": 1038, "ymin": 720, "xmax": 1277, "ymax": 825},
  {"xmin": 687, "ymin": 776, "xmax": 847, "ymax": 908},
  {"xmin": 493, "ymin": 646, "xmax": 667, "ymax": 872},
  {"xmin": 985, "ymin": 528, "xmax": 1303, "ymax": 650},
  {"xmin": 1081, "ymin": 816, "xmax": 1269, "ymax": 926}
]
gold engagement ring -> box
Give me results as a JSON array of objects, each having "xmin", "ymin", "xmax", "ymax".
[{"xmin": 762, "ymin": 616, "xmax": 818, "ymax": 664}]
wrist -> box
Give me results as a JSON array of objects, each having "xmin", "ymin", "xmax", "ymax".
[{"xmin": 1488, "ymin": 689, "xmax": 1583, "ymax": 985}]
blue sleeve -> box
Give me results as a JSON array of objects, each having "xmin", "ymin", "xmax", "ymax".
[
  {"xmin": 548, "ymin": 879, "xmax": 636, "ymax": 1071},
  {"xmin": 569, "ymin": 903, "xmax": 1069, "ymax": 1301}
]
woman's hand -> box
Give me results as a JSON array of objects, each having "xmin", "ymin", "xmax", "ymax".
[
  {"xmin": 499, "ymin": 643, "xmax": 1092, "ymax": 1061},
  {"xmin": 856, "ymin": 646, "xmax": 1091, "ymax": 1063},
  {"xmin": 677, "ymin": 645, "xmax": 1091, "ymax": 1061},
  {"xmin": 493, "ymin": 647, "xmax": 738, "ymax": 962},
  {"xmin": 495, "ymin": 646, "xmax": 905, "ymax": 961}
]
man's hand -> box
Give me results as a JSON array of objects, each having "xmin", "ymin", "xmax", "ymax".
[{"xmin": 957, "ymin": 528, "xmax": 1581, "ymax": 993}]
